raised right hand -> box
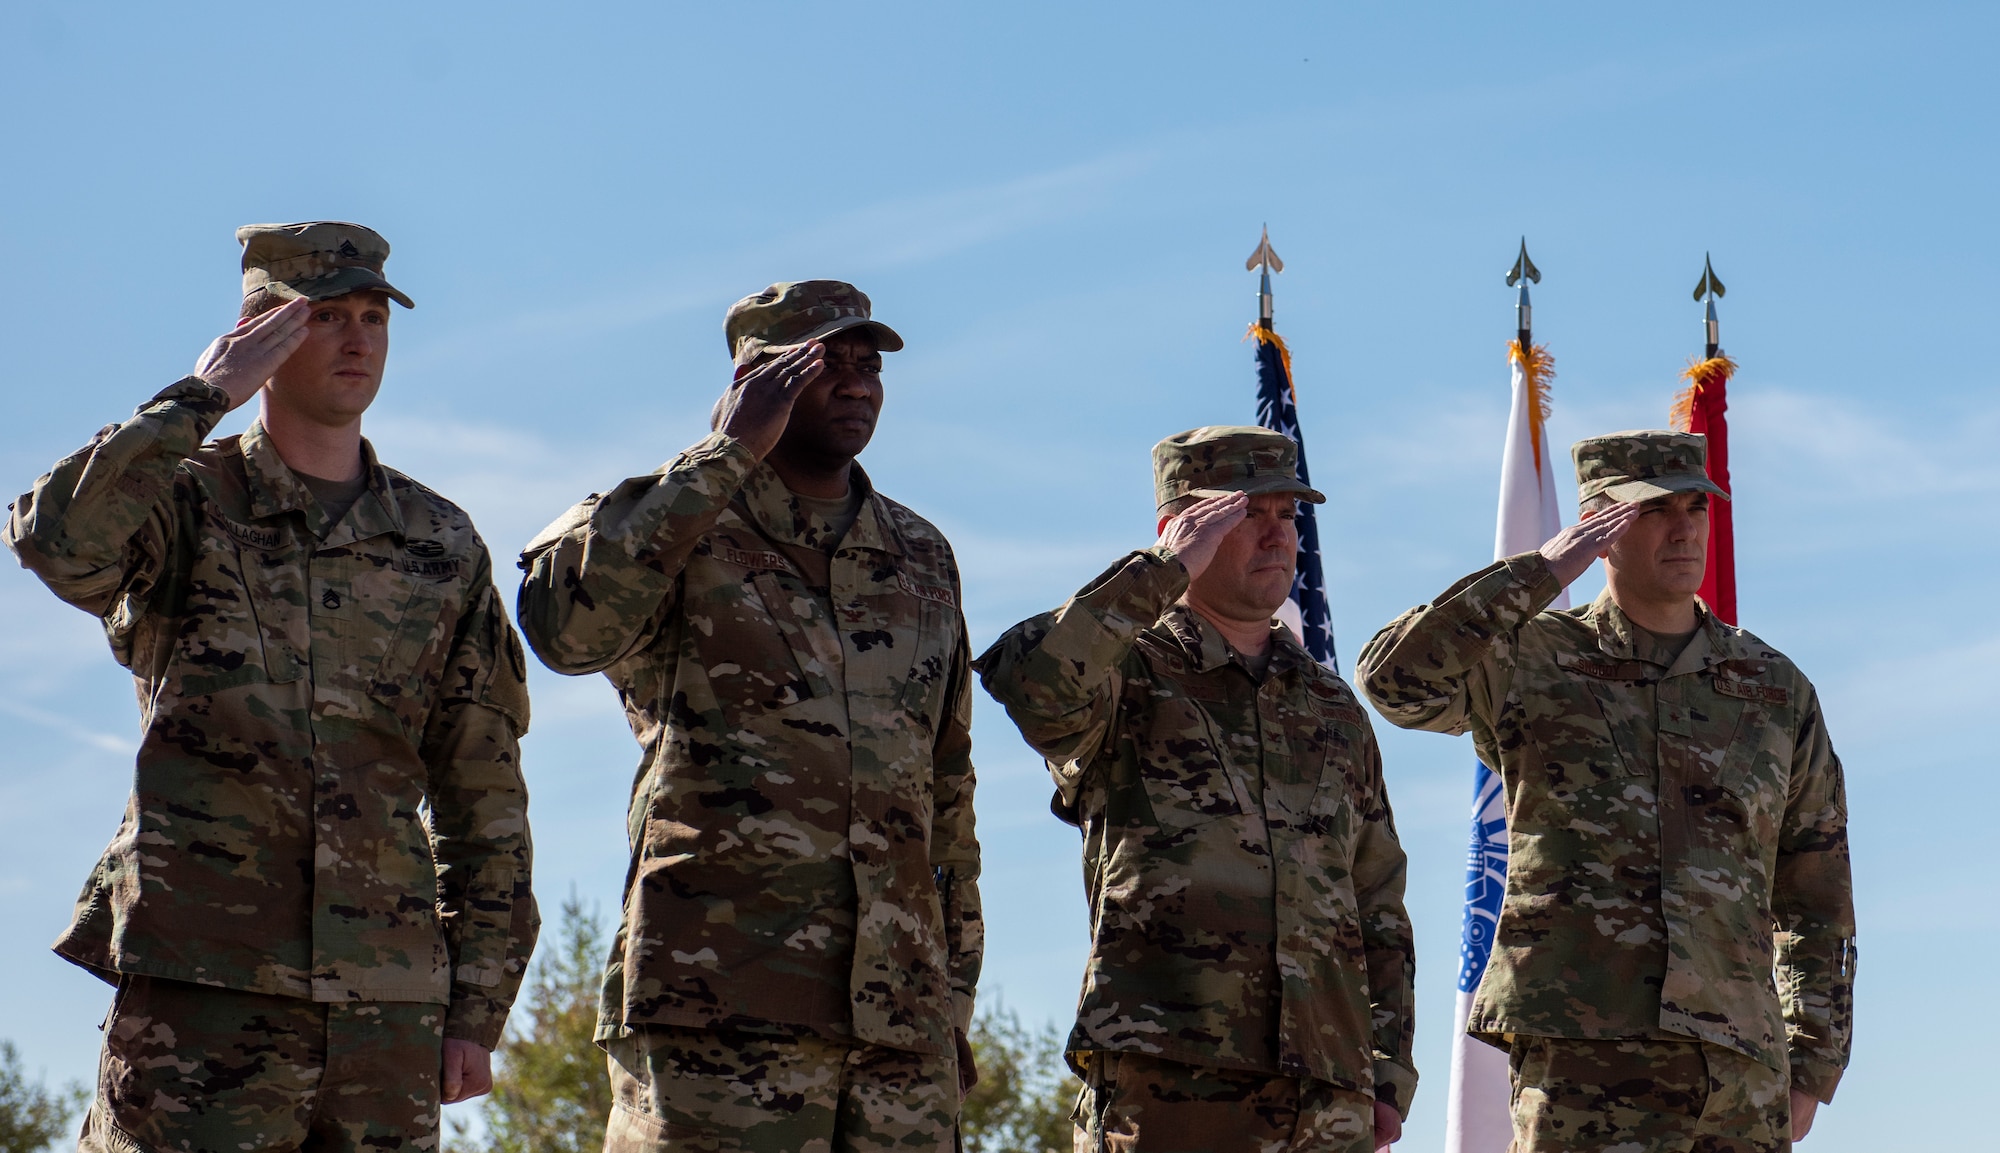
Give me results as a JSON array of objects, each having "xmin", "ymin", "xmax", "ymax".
[
  {"xmin": 1538, "ymin": 499, "xmax": 1643, "ymax": 587},
  {"xmin": 713, "ymin": 342, "xmax": 826, "ymax": 460},
  {"xmin": 1156, "ymin": 491, "xmax": 1248, "ymax": 584},
  {"xmin": 193, "ymin": 297, "xmax": 312, "ymax": 412}
]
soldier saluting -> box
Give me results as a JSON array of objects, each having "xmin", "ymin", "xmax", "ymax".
[
  {"xmin": 6, "ymin": 222, "xmax": 538, "ymax": 1151},
  {"xmin": 517, "ymin": 281, "xmax": 982, "ymax": 1152},
  {"xmin": 1359, "ymin": 430, "xmax": 1855, "ymax": 1152},
  {"xmin": 979, "ymin": 427, "xmax": 1417, "ymax": 1153}
]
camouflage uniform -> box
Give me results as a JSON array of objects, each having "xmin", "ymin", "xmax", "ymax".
[
  {"xmin": 81, "ymin": 976, "xmax": 447, "ymax": 1153},
  {"xmin": 516, "ymin": 281, "xmax": 980, "ymax": 1152},
  {"xmin": 601, "ymin": 1025, "xmax": 957, "ymax": 1153},
  {"xmin": 1357, "ymin": 431, "xmax": 1854, "ymax": 1151},
  {"xmin": 1076, "ymin": 1051, "xmax": 1375, "ymax": 1153},
  {"xmin": 5, "ymin": 223, "xmax": 537, "ymax": 1152},
  {"xmin": 1505, "ymin": 1037, "xmax": 1788, "ymax": 1153},
  {"xmin": 977, "ymin": 428, "xmax": 1416, "ymax": 1153}
]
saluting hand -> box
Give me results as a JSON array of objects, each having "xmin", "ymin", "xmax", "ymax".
[
  {"xmin": 1156, "ymin": 491, "xmax": 1248, "ymax": 584},
  {"xmin": 1538, "ymin": 499, "xmax": 1643, "ymax": 587},
  {"xmin": 713, "ymin": 342, "xmax": 826, "ymax": 460},
  {"xmin": 193, "ymin": 297, "xmax": 312, "ymax": 412}
]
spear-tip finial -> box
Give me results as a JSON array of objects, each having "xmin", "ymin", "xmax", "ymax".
[
  {"xmin": 1505, "ymin": 237, "xmax": 1540, "ymax": 287},
  {"xmin": 1247, "ymin": 225, "xmax": 1283, "ymax": 329},
  {"xmin": 1693, "ymin": 253, "xmax": 1724, "ymax": 358},
  {"xmin": 1507, "ymin": 237, "xmax": 1540, "ymax": 348}
]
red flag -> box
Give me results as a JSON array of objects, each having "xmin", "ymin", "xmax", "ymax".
[{"xmin": 1670, "ymin": 355, "xmax": 1738, "ymax": 624}]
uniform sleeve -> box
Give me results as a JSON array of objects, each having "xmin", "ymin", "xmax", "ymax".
[
  {"xmin": 1355, "ymin": 552, "xmax": 1562, "ymax": 735},
  {"xmin": 973, "ymin": 547, "xmax": 1187, "ymax": 801},
  {"xmin": 423, "ymin": 547, "xmax": 540, "ymax": 1049},
  {"xmin": 930, "ymin": 608, "xmax": 983, "ymax": 1035},
  {"xmin": 1350, "ymin": 716, "xmax": 1419, "ymax": 1118},
  {"xmin": 516, "ymin": 432, "xmax": 759, "ymax": 675},
  {"xmin": 1771, "ymin": 684, "xmax": 1856, "ymax": 1103},
  {"xmin": 5, "ymin": 377, "xmax": 230, "ymax": 628}
]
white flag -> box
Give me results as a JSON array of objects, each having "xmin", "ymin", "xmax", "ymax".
[{"xmin": 1444, "ymin": 346, "xmax": 1569, "ymax": 1153}]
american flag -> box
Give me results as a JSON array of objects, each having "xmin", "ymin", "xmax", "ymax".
[{"xmin": 1251, "ymin": 324, "xmax": 1337, "ymax": 671}]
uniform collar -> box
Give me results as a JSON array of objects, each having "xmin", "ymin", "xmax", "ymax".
[
  {"xmin": 240, "ymin": 421, "xmax": 404, "ymax": 544},
  {"xmin": 737, "ymin": 460, "xmax": 901, "ymax": 556},
  {"xmin": 1586, "ymin": 586, "xmax": 1743, "ymax": 675},
  {"xmin": 1160, "ymin": 602, "xmax": 1307, "ymax": 680}
]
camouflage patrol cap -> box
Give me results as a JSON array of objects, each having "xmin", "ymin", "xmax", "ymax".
[
  {"xmin": 237, "ymin": 221, "xmax": 414, "ymax": 309},
  {"xmin": 724, "ymin": 280, "xmax": 904, "ymax": 366},
  {"xmin": 1572, "ymin": 429, "xmax": 1731, "ymax": 504},
  {"xmin": 1153, "ymin": 425, "xmax": 1326, "ymax": 510}
]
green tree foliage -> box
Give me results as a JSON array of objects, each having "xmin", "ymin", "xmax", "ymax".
[
  {"xmin": 0, "ymin": 1041, "xmax": 86, "ymax": 1153},
  {"xmin": 453, "ymin": 892, "xmax": 612, "ymax": 1153},
  {"xmin": 960, "ymin": 1003, "xmax": 1081, "ymax": 1153}
]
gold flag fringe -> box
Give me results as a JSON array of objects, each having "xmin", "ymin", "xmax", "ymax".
[
  {"xmin": 1508, "ymin": 339, "xmax": 1556, "ymax": 473},
  {"xmin": 1246, "ymin": 323, "xmax": 1298, "ymax": 403},
  {"xmin": 1670, "ymin": 355, "xmax": 1738, "ymax": 431}
]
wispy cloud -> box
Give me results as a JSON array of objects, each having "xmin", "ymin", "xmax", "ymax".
[
  {"xmin": 397, "ymin": 150, "xmax": 1158, "ymax": 375},
  {"xmin": 0, "ymin": 698, "xmax": 135, "ymax": 756}
]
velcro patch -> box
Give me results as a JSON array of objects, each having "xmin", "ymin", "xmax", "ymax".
[
  {"xmin": 1313, "ymin": 699, "xmax": 1366, "ymax": 726},
  {"xmin": 222, "ymin": 518, "xmax": 282, "ymax": 551},
  {"xmin": 1557, "ymin": 652, "xmax": 1652, "ymax": 681},
  {"xmin": 402, "ymin": 557, "xmax": 462, "ymax": 582},
  {"xmin": 713, "ymin": 545, "xmax": 799, "ymax": 576},
  {"xmin": 1305, "ymin": 679, "xmax": 1363, "ymax": 724},
  {"xmin": 896, "ymin": 570, "xmax": 957, "ymax": 608},
  {"xmin": 1713, "ymin": 676, "xmax": 1790, "ymax": 705}
]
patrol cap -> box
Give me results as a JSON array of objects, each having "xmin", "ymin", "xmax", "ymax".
[
  {"xmin": 1572, "ymin": 429, "xmax": 1731, "ymax": 504},
  {"xmin": 237, "ymin": 221, "xmax": 414, "ymax": 309},
  {"xmin": 724, "ymin": 280, "xmax": 904, "ymax": 366},
  {"xmin": 1152, "ymin": 425, "xmax": 1326, "ymax": 511}
]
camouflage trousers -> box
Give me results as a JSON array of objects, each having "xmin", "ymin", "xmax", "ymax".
[
  {"xmin": 602, "ymin": 1025, "xmax": 959, "ymax": 1153},
  {"xmin": 1072, "ymin": 1051, "xmax": 1377, "ymax": 1153},
  {"xmin": 1506, "ymin": 1036, "xmax": 1791, "ymax": 1153},
  {"xmin": 79, "ymin": 975, "xmax": 444, "ymax": 1153}
]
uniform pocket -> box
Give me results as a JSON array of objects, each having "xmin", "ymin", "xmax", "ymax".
[
  {"xmin": 376, "ymin": 583, "xmax": 449, "ymax": 695},
  {"xmin": 684, "ymin": 560, "xmax": 819, "ymax": 715},
  {"xmin": 184, "ymin": 519, "xmax": 304, "ymax": 691},
  {"xmin": 1528, "ymin": 657, "xmax": 1649, "ymax": 800},
  {"xmin": 1131, "ymin": 696, "xmax": 1247, "ymax": 833}
]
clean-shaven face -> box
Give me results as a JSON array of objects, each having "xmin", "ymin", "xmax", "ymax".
[
  {"xmin": 1188, "ymin": 491, "xmax": 1300, "ymax": 621},
  {"xmin": 1603, "ymin": 490, "xmax": 1711, "ymax": 601},
  {"xmin": 264, "ymin": 291, "xmax": 391, "ymax": 427}
]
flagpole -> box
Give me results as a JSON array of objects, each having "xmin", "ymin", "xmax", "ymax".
[
  {"xmin": 1244, "ymin": 227, "xmax": 1338, "ymax": 671},
  {"xmin": 1445, "ymin": 240, "xmax": 1568, "ymax": 1153}
]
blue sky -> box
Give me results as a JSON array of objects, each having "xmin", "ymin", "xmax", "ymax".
[{"xmin": 2, "ymin": 4, "xmax": 1994, "ymax": 1148}]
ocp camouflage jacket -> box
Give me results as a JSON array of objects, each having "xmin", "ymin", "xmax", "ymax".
[
  {"xmin": 1357, "ymin": 552, "xmax": 1855, "ymax": 1101},
  {"xmin": 516, "ymin": 432, "xmax": 981, "ymax": 1056},
  {"xmin": 5, "ymin": 377, "xmax": 537, "ymax": 1048},
  {"xmin": 976, "ymin": 546, "xmax": 1418, "ymax": 1115}
]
